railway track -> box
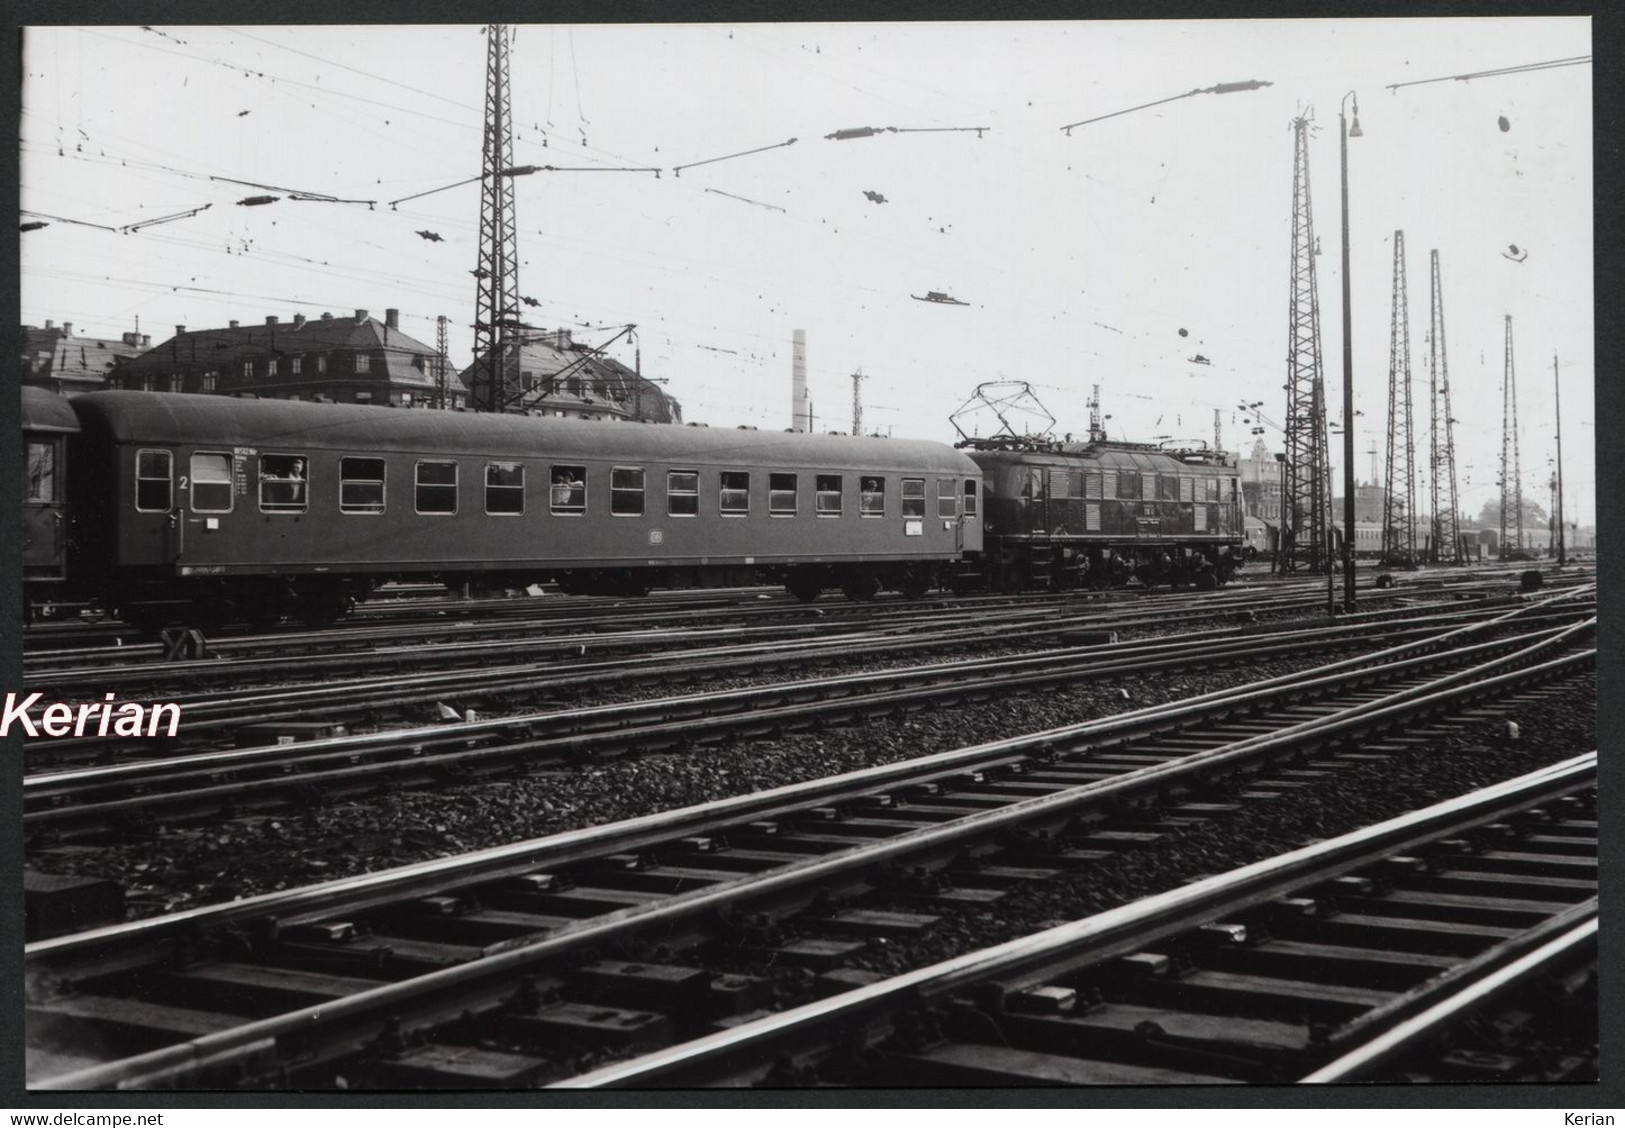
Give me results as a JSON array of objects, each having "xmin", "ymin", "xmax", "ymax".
[
  {"xmin": 25, "ymin": 563, "xmax": 1584, "ymax": 678},
  {"xmin": 24, "ymin": 614, "xmax": 1593, "ymax": 1088},
  {"xmin": 21, "ymin": 594, "xmax": 1593, "ymax": 837},
  {"xmin": 565, "ymin": 754, "xmax": 1596, "ymax": 1087},
  {"xmin": 21, "ymin": 580, "xmax": 1589, "ymax": 771}
]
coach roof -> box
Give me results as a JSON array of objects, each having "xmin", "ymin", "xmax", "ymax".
[
  {"xmin": 22, "ymin": 386, "xmax": 82, "ymax": 434},
  {"xmin": 68, "ymin": 392, "xmax": 977, "ymax": 474}
]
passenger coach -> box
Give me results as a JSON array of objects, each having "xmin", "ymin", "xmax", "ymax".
[
  {"xmin": 62, "ymin": 392, "xmax": 982, "ymax": 628},
  {"xmin": 22, "ymin": 385, "xmax": 80, "ymax": 591}
]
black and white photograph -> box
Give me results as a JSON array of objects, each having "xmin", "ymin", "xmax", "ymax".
[{"xmin": 12, "ymin": 15, "xmax": 1606, "ymax": 1100}]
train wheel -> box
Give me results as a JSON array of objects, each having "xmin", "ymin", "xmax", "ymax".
[
  {"xmin": 294, "ymin": 587, "xmax": 351, "ymax": 628},
  {"xmin": 898, "ymin": 570, "xmax": 931, "ymax": 601},
  {"xmin": 1000, "ymin": 564, "xmax": 1030, "ymax": 594},
  {"xmin": 841, "ymin": 573, "xmax": 881, "ymax": 603},
  {"xmin": 241, "ymin": 583, "xmax": 290, "ymax": 631},
  {"xmin": 786, "ymin": 573, "xmax": 823, "ymax": 603}
]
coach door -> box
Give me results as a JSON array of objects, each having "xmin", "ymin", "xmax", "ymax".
[
  {"xmin": 1025, "ymin": 468, "xmax": 1049, "ymax": 534},
  {"xmin": 22, "ymin": 434, "xmax": 65, "ymax": 578}
]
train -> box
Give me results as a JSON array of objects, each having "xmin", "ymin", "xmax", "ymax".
[{"xmin": 21, "ymin": 389, "xmax": 1244, "ymax": 630}]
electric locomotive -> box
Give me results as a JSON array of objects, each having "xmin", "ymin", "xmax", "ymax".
[{"xmin": 962, "ymin": 435, "xmax": 1244, "ymax": 591}]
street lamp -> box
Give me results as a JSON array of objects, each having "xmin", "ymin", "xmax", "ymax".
[{"xmin": 1339, "ymin": 91, "xmax": 1362, "ymax": 612}]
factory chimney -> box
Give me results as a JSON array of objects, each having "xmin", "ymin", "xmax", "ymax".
[{"xmin": 791, "ymin": 329, "xmax": 810, "ymax": 432}]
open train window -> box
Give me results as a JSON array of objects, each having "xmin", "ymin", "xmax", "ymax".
[
  {"xmin": 720, "ymin": 471, "xmax": 750, "ymax": 515},
  {"xmin": 550, "ymin": 465, "xmax": 586, "ymax": 515},
  {"xmin": 416, "ymin": 460, "xmax": 458, "ymax": 514},
  {"xmin": 191, "ymin": 452, "xmax": 234, "ymax": 514},
  {"xmin": 816, "ymin": 475, "xmax": 842, "ymax": 517},
  {"xmin": 1117, "ymin": 471, "xmax": 1138, "ymax": 500},
  {"xmin": 340, "ymin": 457, "xmax": 386, "ymax": 513},
  {"xmin": 667, "ymin": 471, "xmax": 698, "ymax": 516},
  {"xmin": 963, "ymin": 479, "xmax": 978, "ymax": 518},
  {"xmin": 769, "ymin": 473, "xmax": 798, "ymax": 516},
  {"xmin": 135, "ymin": 450, "xmax": 172, "ymax": 512},
  {"xmin": 936, "ymin": 478, "xmax": 957, "ymax": 519},
  {"xmin": 860, "ymin": 476, "xmax": 885, "ymax": 517},
  {"xmin": 25, "ymin": 442, "xmax": 56, "ymax": 503},
  {"xmin": 901, "ymin": 478, "xmax": 926, "ymax": 518},
  {"xmin": 259, "ymin": 454, "xmax": 308, "ymax": 513},
  {"xmin": 611, "ymin": 467, "xmax": 645, "ymax": 516},
  {"xmin": 486, "ymin": 462, "xmax": 525, "ymax": 515}
]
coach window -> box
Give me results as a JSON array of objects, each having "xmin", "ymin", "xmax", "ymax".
[
  {"xmin": 816, "ymin": 474, "xmax": 842, "ymax": 517},
  {"xmin": 550, "ymin": 465, "xmax": 586, "ymax": 515},
  {"xmin": 769, "ymin": 473, "xmax": 798, "ymax": 516},
  {"xmin": 963, "ymin": 479, "xmax": 978, "ymax": 518},
  {"xmin": 486, "ymin": 462, "xmax": 525, "ymax": 515},
  {"xmin": 667, "ymin": 470, "xmax": 698, "ymax": 516},
  {"xmin": 720, "ymin": 471, "xmax": 750, "ymax": 516},
  {"xmin": 1085, "ymin": 471, "xmax": 1103, "ymax": 500},
  {"xmin": 135, "ymin": 450, "xmax": 173, "ymax": 512},
  {"xmin": 416, "ymin": 460, "xmax": 458, "ymax": 514},
  {"xmin": 611, "ymin": 467, "xmax": 645, "ymax": 516},
  {"xmin": 260, "ymin": 454, "xmax": 308, "ymax": 513},
  {"xmin": 191, "ymin": 452, "xmax": 235, "ymax": 513},
  {"xmin": 901, "ymin": 478, "xmax": 926, "ymax": 518},
  {"xmin": 25, "ymin": 442, "xmax": 55, "ymax": 502},
  {"xmin": 860, "ymin": 476, "xmax": 885, "ymax": 517},
  {"xmin": 936, "ymin": 478, "xmax": 957, "ymax": 519},
  {"xmin": 340, "ymin": 457, "xmax": 386, "ymax": 513}
]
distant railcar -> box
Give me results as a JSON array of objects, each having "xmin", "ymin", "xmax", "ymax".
[
  {"xmin": 21, "ymin": 386, "xmax": 79, "ymax": 595},
  {"xmin": 962, "ymin": 437, "xmax": 1244, "ymax": 591},
  {"xmin": 58, "ymin": 392, "xmax": 983, "ymax": 628}
]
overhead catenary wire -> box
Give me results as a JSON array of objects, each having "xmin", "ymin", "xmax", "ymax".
[
  {"xmin": 673, "ymin": 137, "xmax": 797, "ymax": 177},
  {"xmin": 703, "ymin": 188, "xmax": 786, "ymax": 213},
  {"xmin": 388, "ymin": 163, "xmax": 659, "ymax": 209},
  {"xmin": 1386, "ymin": 54, "xmax": 1591, "ymax": 91},
  {"xmin": 208, "ymin": 175, "xmax": 376, "ymax": 207},
  {"xmin": 1061, "ymin": 80, "xmax": 1272, "ymax": 134}
]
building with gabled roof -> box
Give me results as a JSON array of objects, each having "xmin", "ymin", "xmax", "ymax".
[
  {"xmin": 21, "ymin": 320, "xmax": 150, "ymax": 395},
  {"xmin": 111, "ymin": 308, "xmax": 458, "ymax": 407},
  {"xmin": 457, "ymin": 328, "xmax": 680, "ymax": 423}
]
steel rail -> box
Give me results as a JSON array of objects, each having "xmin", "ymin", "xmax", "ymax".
[
  {"xmin": 557, "ymin": 752, "xmax": 1598, "ymax": 1088},
  {"xmin": 19, "ymin": 581, "xmax": 1579, "ymax": 776},
  {"xmin": 30, "ymin": 644, "xmax": 1592, "ymax": 1089},
  {"xmin": 30, "ymin": 617, "xmax": 1588, "ymax": 956},
  {"xmin": 22, "ymin": 604, "xmax": 1538, "ymax": 789},
  {"xmin": 1302, "ymin": 907, "xmax": 1598, "ymax": 1082},
  {"xmin": 21, "ymin": 618, "xmax": 1585, "ymax": 831},
  {"xmin": 15, "ymin": 591, "xmax": 1586, "ymax": 796}
]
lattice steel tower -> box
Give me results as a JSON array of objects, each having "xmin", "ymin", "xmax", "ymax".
[
  {"xmin": 1280, "ymin": 115, "xmax": 1330, "ymax": 574},
  {"xmin": 471, "ymin": 24, "xmax": 522, "ymax": 413},
  {"xmin": 1382, "ymin": 231, "xmax": 1417, "ymax": 564},
  {"xmin": 435, "ymin": 314, "xmax": 450, "ymax": 410},
  {"xmin": 1499, "ymin": 314, "xmax": 1524, "ymax": 556},
  {"xmin": 1427, "ymin": 250, "xmax": 1461, "ymax": 563}
]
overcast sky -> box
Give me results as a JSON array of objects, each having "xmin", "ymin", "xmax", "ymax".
[{"xmin": 18, "ymin": 18, "xmax": 1595, "ymax": 525}]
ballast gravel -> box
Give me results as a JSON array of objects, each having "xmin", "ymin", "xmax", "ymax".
[{"xmin": 39, "ymin": 650, "xmax": 1365, "ymax": 915}]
